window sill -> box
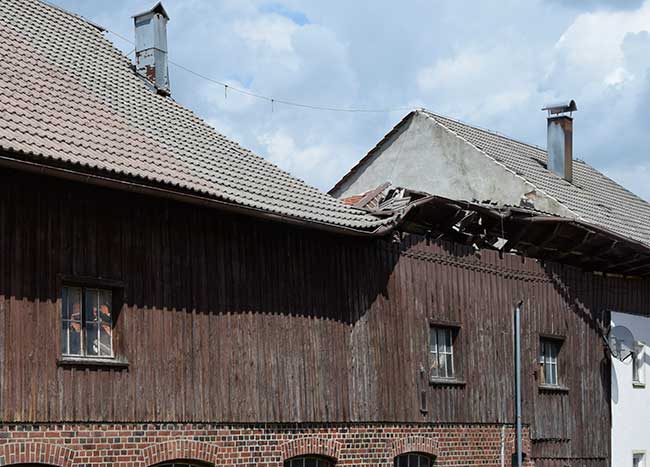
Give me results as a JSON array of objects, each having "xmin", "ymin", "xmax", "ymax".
[
  {"xmin": 430, "ymin": 377, "xmax": 466, "ymax": 387},
  {"xmin": 57, "ymin": 356, "xmax": 129, "ymax": 369},
  {"xmin": 538, "ymin": 384, "xmax": 569, "ymax": 393},
  {"xmin": 633, "ymin": 381, "xmax": 646, "ymax": 388}
]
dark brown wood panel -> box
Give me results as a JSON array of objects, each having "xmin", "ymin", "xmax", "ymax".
[{"xmin": 1, "ymin": 168, "xmax": 647, "ymax": 462}]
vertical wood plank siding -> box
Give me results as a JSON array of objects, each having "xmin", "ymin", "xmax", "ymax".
[{"xmin": 1, "ymin": 168, "xmax": 646, "ymax": 461}]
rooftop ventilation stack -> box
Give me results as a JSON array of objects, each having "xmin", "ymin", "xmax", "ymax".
[
  {"xmin": 542, "ymin": 100, "xmax": 577, "ymax": 183},
  {"xmin": 133, "ymin": 2, "xmax": 170, "ymax": 95}
]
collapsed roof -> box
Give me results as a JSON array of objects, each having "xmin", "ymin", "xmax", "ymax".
[{"xmin": 344, "ymin": 184, "xmax": 650, "ymax": 276}]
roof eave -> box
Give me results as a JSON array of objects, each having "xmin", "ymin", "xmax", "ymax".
[{"xmin": 0, "ymin": 150, "xmax": 395, "ymax": 238}]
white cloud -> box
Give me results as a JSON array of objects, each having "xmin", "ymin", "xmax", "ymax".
[
  {"xmin": 417, "ymin": 50, "xmax": 488, "ymax": 92},
  {"xmin": 604, "ymin": 67, "xmax": 634, "ymax": 87},
  {"xmin": 203, "ymin": 79, "xmax": 258, "ymax": 114},
  {"xmin": 234, "ymin": 14, "xmax": 298, "ymax": 53},
  {"xmin": 258, "ymin": 129, "xmax": 355, "ymax": 185}
]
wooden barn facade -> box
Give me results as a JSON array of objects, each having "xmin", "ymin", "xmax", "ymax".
[
  {"xmin": 1, "ymin": 1, "xmax": 649, "ymax": 466},
  {"xmin": 1, "ymin": 165, "xmax": 646, "ymax": 467}
]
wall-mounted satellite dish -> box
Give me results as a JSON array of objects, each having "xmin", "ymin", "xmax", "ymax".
[{"xmin": 608, "ymin": 325, "xmax": 636, "ymax": 362}]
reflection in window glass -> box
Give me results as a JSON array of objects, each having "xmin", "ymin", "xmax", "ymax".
[
  {"xmin": 633, "ymin": 344, "xmax": 645, "ymax": 386},
  {"xmin": 61, "ymin": 286, "xmax": 82, "ymax": 356},
  {"xmin": 61, "ymin": 286, "xmax": 112, "ymax": 358},
  {"xmin": 633, "ymin": 452, "xmax": 646, "ymax": 467},
  {"xmin": 430, "ymin": 326, "xmax": 454, "ymax": 379},
  {"xmin": 540, "ymin": 338, "xmax": 561, "ymax": 386}
]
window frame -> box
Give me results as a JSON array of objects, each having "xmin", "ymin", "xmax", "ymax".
[
  {"xmin": 61, "ymin": 285, "xmax": 114, "ymax": 358},
  {"xmin": 284, "ymin": 456, "xmax": 335, "ymax": 467},
  {"xmin": 632, "ymin": 343, "xmax": 646, "ymax": 388},
  {"xmin": 634, "ymin": 451, "xmax": 646, "ymax": 467},
  {"xmin": 394, "ymin": 452, "xmax": 435, "ymax": 467},
  {"xmin": 57, "ymin": 275, "xmax": 127, "ymax": 368},
  {"xmin": 154, "ymin": 462, "xmax": 214, "ymax": 467},
  {"xmin": 429, "ymin": 323, "xmax": 460, "ymax": 382},
  {"xmin": 539, "ymin": 336, "xmax": 565, "ymax": 389}
]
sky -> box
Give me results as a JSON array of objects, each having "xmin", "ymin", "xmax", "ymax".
[{"xmin": 50, "ymin": 0, "xmax": 650, "ymax": 199}]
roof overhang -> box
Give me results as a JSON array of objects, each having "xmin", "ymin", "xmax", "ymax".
[{"xmin": 349, "ymin": 184, "xmax": 650, "ymax": 276}]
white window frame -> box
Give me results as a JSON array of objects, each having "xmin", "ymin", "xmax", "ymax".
[
  {"xmin": 633, "ymin": 451, "xmax": 646, "ymax": 467},
  {"xmin": 539, "ymin": 338, "xmax": 561, "ymax": 386},
  {"xmin": 430, "ymin": 326, "xmax": 455, "ymax": 379},
  {"xmin": 632, "ymin": 343, "xmax": 646, "ymax": 388},
  {"xmin": 61, "ymin": 285, "xmax": 114, "ymax": 359}
]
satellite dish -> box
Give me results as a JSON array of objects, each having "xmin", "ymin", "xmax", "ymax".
[{"xmin": 608, "ymin": 325, "xmax": 636, "ymax": 362}]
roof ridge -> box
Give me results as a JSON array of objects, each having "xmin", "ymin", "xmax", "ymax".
[
  {"xmin": 38, "ymin": 0, "xmax": 106, "ymax": 31},
  {"xmin": 419, "ymin": 111, "xmax": 583, "ymax": 221},
  {"xmin": 421, "ymin": 109, "xmax": 548, "ymax": 155},
  {"xmin": 577, "ymin": 158, "xmax": 650, "ymax": 209}
]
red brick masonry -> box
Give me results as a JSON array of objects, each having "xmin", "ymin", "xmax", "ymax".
[{"xmin": 0, "ymin": 423, "xmax": 532, "ymax": 466}]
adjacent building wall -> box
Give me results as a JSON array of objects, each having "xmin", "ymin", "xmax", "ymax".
[
  {"xmin": 611, "ymin": 311, "xmax": 650, "ymax": 467},
  {"xmin": 331, "ymin": 111, "xmax": 574, "ymax": 217}
]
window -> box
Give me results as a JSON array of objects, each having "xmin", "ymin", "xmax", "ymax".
[
  {"xmin": 633, "ymin": 344, "xmax": 645, "ymax": 387},
  {"xmin": 634, "ymin": 452, "xmax": 646, "ymax": 467},
  {"xmin": 430, "ymin": 326, "xmax": 454, "ymax": 379},
  {"xmin": 284, "ymin": 457, "xmax": 333, "ymax": 467},
  {"xmin": 394, "ymin": 453, "xmax": 434, "ymax": 467},
  {"xmin": 61, "ymin": 285, "xmax": 113, "ymax": 358},
  {"xmin": 539, "ymin": 338, "xmax": 561, "ymax": 386},
  {"xmin": 156, "ymin": 463, "xmax": 209, "ymax": 467}
]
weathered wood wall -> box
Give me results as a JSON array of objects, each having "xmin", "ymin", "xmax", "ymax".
[{"xmin": 1, "ymin": 168, "xmax": 648, "ymax": 462}]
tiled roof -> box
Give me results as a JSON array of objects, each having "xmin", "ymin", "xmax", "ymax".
[
  {"xmin": 0, "ymin": 0, "xmax": 389, "ymax": 233},
  {"xmin": 422, "ymin": 111, "xmax": 650, "ymax": 247}
]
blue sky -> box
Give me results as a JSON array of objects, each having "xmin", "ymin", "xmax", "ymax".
[{"xmin": 51, "ymin": 0, "xmax": 650, "ymax": 199}]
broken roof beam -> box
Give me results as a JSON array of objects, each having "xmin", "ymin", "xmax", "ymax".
[
  {"xmin": 604, "ymin": 255, "xmax": 650, "ymax": 273},
  {"xmin": 353, "ymin": 182, "xmax": 391, "ymax": 209}
]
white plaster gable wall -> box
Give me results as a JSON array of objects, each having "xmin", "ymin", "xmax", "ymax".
[
  {"xmin": 611, "ymin": 311, "xmax": 650, "ymax": 467},
  {"xmin": 334, "ymin": 111, "xmax": 575, "ymax": 218}
]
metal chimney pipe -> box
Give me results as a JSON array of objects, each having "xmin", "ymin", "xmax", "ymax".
[
  {"xmin": 547, "ymin": 116, "xmax": 573, "ymax": 182},
  {"xmin": 133, "ymin": 2, "xmax": 170, "ymax": 95},
  {"xmin": 542, "ymin": 100, "xmax": 577, "ymax": 183}
]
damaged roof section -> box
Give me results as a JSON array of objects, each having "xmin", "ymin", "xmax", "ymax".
[
  {"xmin": 332, "ymin": 109, "xmax": 650, "ymax": 248},
  {"xmin": 346, "ymin": 184, "xmax": 650, "ymax": 276}
]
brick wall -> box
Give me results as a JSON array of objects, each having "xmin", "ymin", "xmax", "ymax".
[{"xmin": 0, "ymin": 423, "xmax": 533, "ymax": 467}]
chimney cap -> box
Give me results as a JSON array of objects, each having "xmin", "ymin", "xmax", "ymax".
[
  {"xmin": 542, "ymin": 100, "xmax": 577, "ymax": 116},
  {"xmin": 132, "ymin": 2, "xmax": 169, "ymax": 20}
]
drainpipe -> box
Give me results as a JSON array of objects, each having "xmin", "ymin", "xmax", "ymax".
[
  {"xmin": 514, "ymin": 300, "xmax": 524, "ymax": 467},
  {"xmin": 500, "ymin": 425, "xmax": 506, "ymax": 467}
]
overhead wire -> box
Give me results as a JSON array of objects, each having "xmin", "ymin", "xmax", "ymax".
[{"xmin": 105, "ymin": 28, "xmax": 414, "ymax": 114}]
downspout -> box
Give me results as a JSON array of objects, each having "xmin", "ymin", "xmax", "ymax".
[
  {"xmin": 500, "ymin": 424, "xmax": 506, "ymax": 467},
  {"xmin": 514, "ymin": 300, "xmax": 524, "ymax": 467}
]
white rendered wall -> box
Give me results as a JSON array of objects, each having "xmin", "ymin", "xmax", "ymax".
[{"xmin": 611, "ymin": 311, "xmax": 650, "ymax": 467}]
